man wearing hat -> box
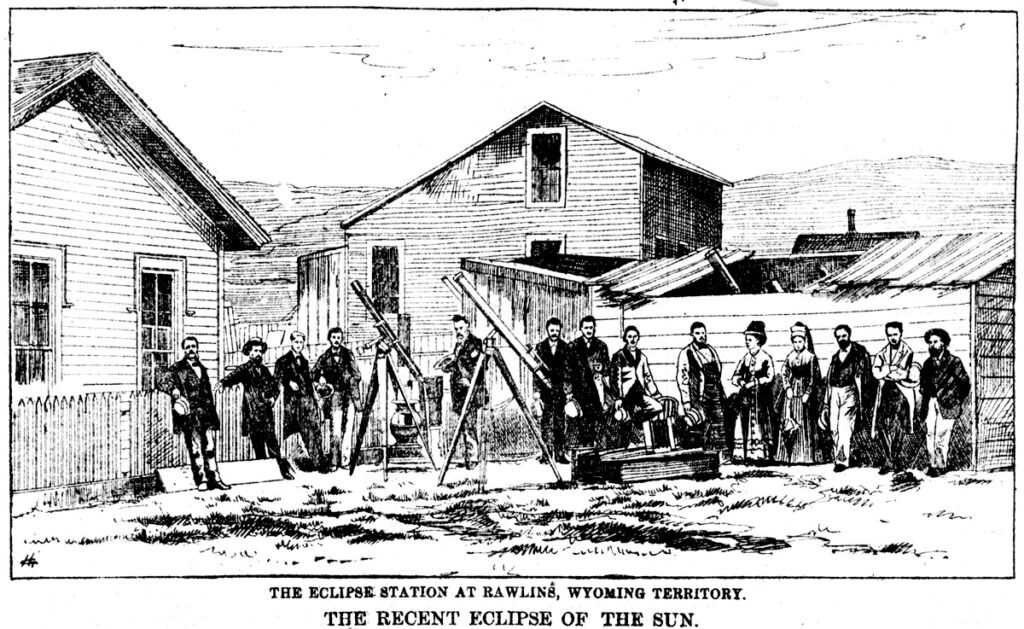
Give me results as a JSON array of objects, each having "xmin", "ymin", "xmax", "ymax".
[
  {"xmin": 676, "ymin": 322, "xmax": 727, "ymax": 457},
  {"xmin": 870, "ymin": 322, "xmax": 916, "ymax": 475},
  {"xmin": 566, "ymin": 315, "xmax": 612, "ymax": 450},
  {"xmin": 312, "ymin": 327, "xmax": 363, "ymax": 471},
  {"xmin": 530, "ymin": 317, "xmax": 573, "ymax": 464},
  {"xmin": 275, "ymin": 331, "xmax": 325, "ymax": 472},
  {"xmin": 822, "ymin": 325, "xmax": 875, "ymax": 472},
  {"xmin": 218, "ymin": 337, "xmax": 295, "ymax": 480},
  {"xmin": 158, "ymin": 336, "xmax": 230, "ymax": 490},
  {"xmin": 919, "ymin": 328, "xmax": 971, "ymax": 477},
  {"xmin": 729, "ymin": 320, "xmax": 776, "ymax": 461}
]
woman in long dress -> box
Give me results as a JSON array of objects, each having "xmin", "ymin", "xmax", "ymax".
[{"xmin": 776, "ymin": 322, "xmax": 825, "ymax": 464}]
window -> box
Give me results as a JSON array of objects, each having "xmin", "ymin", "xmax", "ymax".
[
  {"xmin": 530, "ymin": 240, "xmax": 563, "ymax": 258},
  {"xmin": 526, "ymin": 128, "xmax": 567, "ymax": 207},
  {"xmin": 135, "ymin": 255, "xmax": 185, "ymax": 391},
  {"xmin": 371, "ymin": 245, "xmax": 400, "ymax": 314},
  {"xmin": 140, "ymin": 271, "xmax": 175, "ymax": 390},
  {"xmin": 11, "ymin": 258, "xmax": 53, "ymax": 385}
]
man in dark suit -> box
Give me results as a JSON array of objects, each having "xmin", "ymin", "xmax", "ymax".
[
  {"xmin": 822, "ymin": 325, "xmax": 875, "ymax": 472},
  {"xmin": 275, "ymin": 331, "xmax": 324, "ymax": 472},
  {"xmin": 218, "ymin": 337, "xmax": 294, "ymax": 480},
  {"xmin": 566, "ymin": 315, "xmax": 611, "ymax": 450},
  {"xmin": 158, "ymin": 336, "xmax": 230, "ymax": 491},
  {"xmin": 532, "ymin": 317, "xmax": 573, "ymax": 464},
  {"xmin": 439, "ymin": 315, "xmax": 486, "ymax": 468},
  {"xmin": 919, "ymin": 328, "xmax": 971, "ymax": 477},
  {"xmin": 312, "ymin": 327, "xmax": 363, "ymax": 470}
]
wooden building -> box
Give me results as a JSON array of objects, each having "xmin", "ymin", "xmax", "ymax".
[
  {"xmin": 298, "ymin": 101, "xmax": 730, "ymax": 346},
  {"xmin": 10, "ymin": 52, "xmax": 270, "ymax": 396}
]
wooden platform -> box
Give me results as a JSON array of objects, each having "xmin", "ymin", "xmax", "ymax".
[{"xmin": 572, "ymin": 447, "xmax": 719, "ymax": 484}]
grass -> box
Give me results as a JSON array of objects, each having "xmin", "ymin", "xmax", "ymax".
[{"xmin": 720, "ymin": 495, "xmax": 812, "ymax": 512}]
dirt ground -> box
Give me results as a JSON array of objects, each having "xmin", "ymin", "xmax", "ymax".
[{"xmin": 10, "ymin": 461, "xmax": 1013, "ymax": 578}]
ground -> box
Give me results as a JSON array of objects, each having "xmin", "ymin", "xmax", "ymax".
[{"xmin": 10, "ymin": 461, "xmax": 1013, "ymax": 578}]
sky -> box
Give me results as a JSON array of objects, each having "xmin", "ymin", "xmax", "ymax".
[{"xmin": 10, "ymin": 8, "xmax": 1018, "ymax": 187}]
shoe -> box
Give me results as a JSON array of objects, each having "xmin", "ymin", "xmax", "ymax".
[
  {"xmin": 833, "ymin": 464, "xmax": 847, "ymax": 473},
  {"xmin": 925, "ymin": 467, "xmax": 940, "ymax": 478},
  {"xmin": 466, "ymin": 461, "xmax": 478, "ymax": 470},
  {"xmin": 206, "ymin": 479, "xmax": 231, "ymax": 491},
  {"xmin": 555, "ymin": 454, "xmax": 571, "ymax": 465},
  {"xmin": 878, "ymin": 466, "xmax": 892, "ymax": 475},
  {"xmin": 281, "ymin": 468, "xmax": 295, "ymax": 481}
]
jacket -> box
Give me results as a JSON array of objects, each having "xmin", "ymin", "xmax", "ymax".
[
  {"xmin": 159, "ymin": 357, "xmax": 220, "ymax": 433},
  {"xmin": 442, "ymin": 333, "xmax": 488, "ymax": 408},
  {"xmin": 533, "ymin": 337, "xmax": 573, "ymax": 404},
  {"xmin": 919, "ymin": 351, "xmax": 971, "ymax": 420},
  {"xmin": 611, "ymin": 346, "xmax": 659, "ymax": 405},
  {"xmin": 311, "ymin": 346, "xmax": 363, "ymax": 403},
  {"xmin": 220, "ymin": 360, "xmax": 280, "ymax": 436},
  {"xmin": 275, "ymin": 350, "xmax": 316, "ymax": 437},
  {"xmin": 566, "ymin": 336, "xmax": 611, "ymax": 412}
]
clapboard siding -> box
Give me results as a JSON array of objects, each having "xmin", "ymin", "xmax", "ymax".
[
  {"xmin": 11, "ymin": 100, "xmax": 221, "ymax": 392},
  {"xmin": 975, "ymin": 263, "xmax": 1014, "ymax": 470},
  {"xmin": 345, "ymin": 108, "xmax": 644, "ymax": 343},
  {"xmin": 642, "ymin": 155, "xmax": 723, "ymax": 257}
]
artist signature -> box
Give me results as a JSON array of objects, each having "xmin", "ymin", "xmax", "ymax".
[{"xmin": 20, "ymin": 553, "xmax": 38, "ymax": 568}]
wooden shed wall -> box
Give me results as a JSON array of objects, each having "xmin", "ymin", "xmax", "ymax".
[
  {"xmin": 975, "ymin": 263, "xmax": 1014, "ymax": 471},
  {"xmin": 297, "ymin": 249, "xmax": 346, "ymax": 346},
  {"xmin": 344, "ymin": 107, "xmax": 643, "ymax": 345},
  {"xmin": 641, "ymin": 155, "xmax": 723, "ymax": 257},
  {"xmin": 11, "ymin": 100, "xmax": 221, "ymax": 392}
]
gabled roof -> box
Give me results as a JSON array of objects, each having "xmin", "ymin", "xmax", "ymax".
[
  {"xmin": 815, "ymin": 233, "xmax": 1013, "ymax": 289},
  {"xmin": 11, "ymin": 52, "xmax": 270, "ymax": 251},
  {"xmin": 341, "ymin": 101, "xmax": 731, "ymax": 229},
  {"xmin": 791, "ymin": 230, "xmax": 920, "ymax": 255}
]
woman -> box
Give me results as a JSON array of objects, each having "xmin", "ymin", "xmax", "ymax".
[
  {"xmin": 776, "ymin": 322, "xmax": 825, "ymax": 464},
  {"xmin": 729, "ymin": 321, "xmax": 776, "ymax": 461}
]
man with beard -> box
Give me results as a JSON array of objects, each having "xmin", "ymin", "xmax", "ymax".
[
  {"xmin": 218, "ymin": 338, "xmax": 294, "ymax": 480},
  {"xmin": 611, "ymin": 326, "xmax": 663, "ymax": 449},
  {"xmin": 438, "ymin": 315, "xmax": 486, "ymax": 468},
  {"xmin": 312, "ymin": 327, "xmax": 363, "ymax": 471},
  {"xmin": 821, "ymin": 325, "xmax": 873, "ymax": 472},
  {"xmin": 158, "ymin": 337, "xmax": 230, "ymax": 490},
  {"xmin": 275, "ymin": 332, "xmax": 325, "ymax": 472},
  {"xmin": 870, "ymin": 322, "xmax": 916, "ymax": 475},
  {"xmin": 566, "ymin": 315, "xmax": 611, "ymax": 449},
  {"xmin": 531, "ymin": 317, "xmax": 573, "ymax": 464},
  {"xmin": 919, "ymin": 328, "xmax": 971, "ymax": 477},
  {"xmin": 675, "ymin": 321, "xmax": 727, "ymax": 457}
]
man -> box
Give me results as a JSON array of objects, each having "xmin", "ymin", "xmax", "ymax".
[
  {"xmin": 566, "ymin": 315, "xmax": 611, "ymax": 450},
  {"xmin": 438, "ymin": 315, "xmax": 485, "ymax": 468},
  {"xmin": 919, "ymin": 328, "xmax": 971, "ymax": 477},
  {"xmin": 676, "ymin": 321, "xmax": 727, "ymax": 456},
  {"xmin": 821, "ymin": 325, "xmax": 873, "ymax": 472},
  {"xmin": 312, "ymin": 327, "xmax": 363, "ymax": 471},
  {"xmin": 532, "ymin": 317, "xmax": 573, "ymax": 464},
  {"xmin": 729, "ymin": 321, "xmax": 776, "ymax": 461},
  {"xmin": 275, "ymin": 332, "xmax": 325, "ymax": 472},
  {"xmin": 871, "ymin": 321, "xmax": 916, "ymax": 475},
  {"xmin": 611, "ymin": 325, "xmax": 663, "ymax": 449},
  {"xmin": 218, "ymin": 337, "xmax": 294, "ymax": 480},
  {"xmin": 158, "ymin": 337, "xmax": 230, "ymax": 491}
]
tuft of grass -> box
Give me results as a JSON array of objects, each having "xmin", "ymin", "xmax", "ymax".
[
  {"xmin": 365, "ymin": 488, "xmax": 431, "ymax": 502},
  {"xmin": 673, "ymin": 486, "xmax": 733, "ymax": 500},
  {"xmin": 955, "ymin": 477, "xmax": 992, "ymax": 486},
  {"xmin": 490, "ymin": 542, "xmax": 558, "ymax": 556},
  {"xmin": 326, "ymin": 486, "xmax": 347, "ymax": 495},
  {"xmin": 720, "ymin": 495, "xmax": 812, "ymax": 512},
  {"xmin": 306, "ymin": 489, "xmax": 328, "ymax": 505},
  {"xmin": 729, "ymin": 469, "xmax": 788, "ymax": 480}
]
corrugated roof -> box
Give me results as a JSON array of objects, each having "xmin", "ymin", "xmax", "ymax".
[
  {"xmin": 341, "ymin": 101, "xmax": 730, "ymax": 229},
  {"xmin": 791, "ymin": 230, "xmax": 920, "ymax": 255},
  {"xmin": 591, "ymin": 248, "xmax": 753, "ymax": 304},
  {"xmin": 816, "ymin": 233, "xmax": 1013, "ymax": 288}
]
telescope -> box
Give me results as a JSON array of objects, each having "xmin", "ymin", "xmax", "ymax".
[
  {"xmin": 350, "ymin": 280, "xmax": 423, "ymax": 382},
  {"xmin": 450, "ymin": 273, "xmax": 551, "ymax": 390}
]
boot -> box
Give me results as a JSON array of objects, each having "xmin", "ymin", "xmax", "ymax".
[
  {"xmin": 279, "ymin": 459, "xmax": 296, "ymax": 480},
  {"xmin": 205, "ymin": 470, "xmax": 231, "ymax": 491}
]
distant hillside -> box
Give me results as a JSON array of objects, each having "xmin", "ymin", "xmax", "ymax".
[
  {"xmin": 723, "ymin": 156, "xmax": 1015, "ymax": 257},
  {"xmin": 223, "ymin": 182, "xmax": 391, "ymax": 325}
]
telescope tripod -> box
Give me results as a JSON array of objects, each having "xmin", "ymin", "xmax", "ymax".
[
  {"xmin": 437, "ymin": 335, "xmax": 563, "ymax": 486},
  {"xmin": 350, "ymin": 341, "xmax": 437, "ymax": 481}
]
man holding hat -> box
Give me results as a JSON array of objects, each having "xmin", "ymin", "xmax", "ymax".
[
  {"xmin": 218, "ymin": 337, "xmax": 295, "ymax": 480},
  {"xmin": 566, "ymin": 315, "xmax": 612, "ymax": 450},
  {"xmin": 275, "ymin": 331, "xmax": 325, "ymax": 472},
  {"xmin": 312, "ymin": 327, "xmax": 363, "ymax": 471},
  {"xmin": 531, "ymin": 317, "xmax": 573, "ymax": 464},
  {"xmin": 676, "ymin": 322, "xmax": 727, "ymax": 457},
  {"xmin": 919, "ymin": 328, "xmax": 971, "ymax": 477},
  {"xmin": 158, "ymin": 336, "xmax": 230, "ymax": 490},
  {"xmin": 611, "ymin": 325, "xmax": 663, "ymax": 449}
]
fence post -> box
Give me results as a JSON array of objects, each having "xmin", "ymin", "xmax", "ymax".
[{"xmin": 119, "ymin": 395, "xmax": 132, "ymax": 477}]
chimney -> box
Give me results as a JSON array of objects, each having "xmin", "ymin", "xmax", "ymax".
[{"xmin": 847, "ymin": 208, "xmax": 857, "ymax": 233}]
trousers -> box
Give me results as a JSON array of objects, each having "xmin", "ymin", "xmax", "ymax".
[
  {"xmin": 182, "ymin": 425, "xmax": 222, "ymax": 486},
  {"xmin": 322, "ymin": 393, "xmax": 352, "ymax": 468},
  {"xmin": 924, "ymin": 399, "xmax": 956, "ymax": 470},
  {"xmin": 829, "ymin": 385, "xmax": 858, "ymax": 465}
]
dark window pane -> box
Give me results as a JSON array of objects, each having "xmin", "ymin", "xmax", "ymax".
[
  {"xmin": 371, "ymin": 246, "xmax": 400, "ymax": 314},
  {"xmin": 12, "ymin": 260, "xmax": 29, "ymax": 302},
  {"xmin": 158, "ymin": 328, "xmax": 171, "ymax": 350},
  {"xmin": 12, "ymin": 304, "xmax": 30, "ymax": 345},
  {"xmin": 530, "ymin": 240, "xmax": 562, "ymax": 258},
  {"xmin": 142, "ymin": 326, "xmax": 154, "ymax": 350},
  {"xmin": 15, "ymin": 351, "xmax": 27, "ymax": 385},
  {"xmin": 532, "ymin": 133, "xmax": 562, "ymax": 167},
  {"xmin": 157, "ymin": 273, "xmax": 173, "ymax": 326},
  {"xmin": 142, "ymin": 352, "xmax": 155, "ymax": 390},
  {"xmin": 31, "ymin": 306, "xmax": 49, "ymax": 346},
  {"xmin": 28, "ymin": 350, "xmax": 46, "ymax": 383},
  {"xmin": 141, "ymin": 273, "xmax": 156, "ymax": 324},
  {"xmin": 31, "ymin": 262, "xmax": 50, "ymax": 304},
  {"xmin": 530, "ymin": 133, "xmax": 563, "ymax": 203}
]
